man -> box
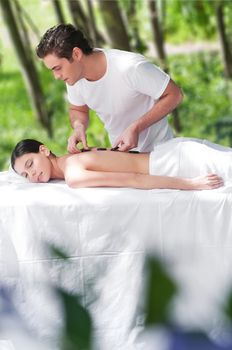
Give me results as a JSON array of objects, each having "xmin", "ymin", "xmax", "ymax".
[{"xmin": 37, "ymin": 24, "xmax": 183, "ymax": 153}]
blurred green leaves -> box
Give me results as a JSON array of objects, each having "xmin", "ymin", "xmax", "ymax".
[
  {"xmin": 49, "ymin": 245, "xmax": 93, "ymax": 350},
  {"xmin": 169, "ymin": 52, "xmax": 232, "ymax": 145},
  {"xmin": 224, "ymin": 290, "xmax": 232, "ymax": 325},
  {"xmin": 57, "ymin": 288, "xmax": 92, "ymax": 350},
  {"xmin": 145, "ymin": 256, "xmax": 177, "ymax": 326},
  {"xmin": 205, "ymin": 116, "xmax": 232, "ymax": 146}
]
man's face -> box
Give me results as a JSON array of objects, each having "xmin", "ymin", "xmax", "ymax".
[
  {"xmin": 43, "ymin": 51, "xmax": 83, "ymax": 85},
  {"xmin": 14, "ymin": 146, "xmax": 52, "ymax": 183}
]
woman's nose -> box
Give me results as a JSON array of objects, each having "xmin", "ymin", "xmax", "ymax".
[{"xmin": 29, "ymin": 168, "xmax": 37, "ymax": 182}]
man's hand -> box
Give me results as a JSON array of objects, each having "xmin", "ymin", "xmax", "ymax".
[
  {"xmin": 67, "ymin": 125, "xmax": 89, "ymax": 154},
  {"xmin": 68, "ymin": 104, "xmax": 89, "ymax": 153},
  {"xmin": 113, "ymin": 124, "xmax": 139, "ymax": 152}
]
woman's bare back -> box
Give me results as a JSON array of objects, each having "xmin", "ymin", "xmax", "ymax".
[{"xmin": 63, "ymin": 149, "xmax": 150, "ymax": 174}]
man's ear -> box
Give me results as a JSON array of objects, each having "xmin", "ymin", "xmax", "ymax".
[
  {"xmin": 72, "ymin": 47, "xmax": 83, "ymax": 62},
  {"xmin": 39, "ymin": 145, "xmax": 50, "ymax": 156}
]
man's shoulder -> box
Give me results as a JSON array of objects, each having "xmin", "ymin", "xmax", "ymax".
[
  {"xmin": 105, "ymin": 49, "xmax": 147, "ymax": 75},
  {"xmin": 106, "ymin": 48, "xmax": 144, "ymax": 61}
]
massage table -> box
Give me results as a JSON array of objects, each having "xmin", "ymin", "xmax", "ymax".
[{"xmin": 1, "ymin": 170, "xmax": 232, "ymax": 349}]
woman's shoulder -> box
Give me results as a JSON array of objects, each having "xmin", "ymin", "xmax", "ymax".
[{"xmin": 64, "ymin": 151, "xmax": 100, "ymax": 169}]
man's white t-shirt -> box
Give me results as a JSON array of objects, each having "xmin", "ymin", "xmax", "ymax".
[{"xmin": 67, "ymin": 49, "xmax": 173, "ymax": 152}]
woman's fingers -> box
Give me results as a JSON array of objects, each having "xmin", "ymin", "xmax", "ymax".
[
  {"xmin": 206, "ymin": 174, "xmax": 224, "ymax": 188},
  {"xmin": 191, "ymin": 174, "xmax": 224, "ymax": 190}
]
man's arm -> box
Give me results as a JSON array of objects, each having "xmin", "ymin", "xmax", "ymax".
[
  {"xmin": 134, "ymin": 79, "xmax": 183, "ymax": 133},
  {"xmin": 114, "ymin": 79, "xmax": 183, "ymax": 151},
  {"xmin": 68, "ymin": 104, "xmax": 90, "ymax": 153}
]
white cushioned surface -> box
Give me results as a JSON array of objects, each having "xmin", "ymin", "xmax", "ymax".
[{"xmin": 1, "ymin": 171, "xmax": 232, "ymax": 349}]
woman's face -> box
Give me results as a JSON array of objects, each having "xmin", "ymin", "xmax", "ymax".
[{"xmin": 14, "ymin": 146, "xmax": 52, "ymax": 183}]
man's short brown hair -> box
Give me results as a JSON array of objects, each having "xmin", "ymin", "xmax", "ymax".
[{"xmin": 36, "ymin": 24, "xmax": 93, "ymax": 60}]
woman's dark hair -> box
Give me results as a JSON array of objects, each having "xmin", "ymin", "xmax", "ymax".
[
  {"xmin": 11, "ymin": 139, "xmax": 44, "ymax": 171},
  {"xmin": 36, "ymin": 24, "xmax": 93, "ymax": 60}
]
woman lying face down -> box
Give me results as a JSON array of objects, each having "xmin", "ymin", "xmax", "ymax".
[{"xmin": 11, "ymin": 139, "xmax": 224, "ymax": 191}]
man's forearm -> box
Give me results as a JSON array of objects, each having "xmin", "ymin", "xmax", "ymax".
[
  {"xmin": 134, "ymin": 80, "xmax": 183, "ymax": 133},
  {"xmin": 69, "ymin": 106, "xmax": 89, "ymax": 131}
]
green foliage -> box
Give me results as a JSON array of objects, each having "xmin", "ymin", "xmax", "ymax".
[
  {"xmin": 168, "ymin": 51, "xmax": 232, "ymax": 145},
  {"xmin": 145, "ymin": 256, "xmax": 177, "ymax": 326},
  {"xmin": 49, "ymin": 245, "xmax": 69, "ymax": 260},
  {"xmin": 165, "ymin": 0, "xmax": 217, "ymax": 43},
  {"xmin": 57, "ymin": 288, "xmax": 92, "ymax": 350},
  {"xmin": 205, "ymin": 116, "xmax": 232, "ymax": 146},
  {"xmin": 224, "ymin": 290, "xmax": 232, "ymax": 324},
  {"xmin": 0, "ymin": 64, "xmax": 108, "ymax": 170},
  {"xmin": 50, "ymin": 245, "xmax": 92, "ymax": 350},
  {"xmin": 224, "ymin": 1, "xmax": 232, "ymax": 44},
  {"xmin": 88, "ymin": 109, "xmax": 111, "ymax": 147}
]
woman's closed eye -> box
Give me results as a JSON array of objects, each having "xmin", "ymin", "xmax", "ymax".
[
  {"xmin": 21, "ymin": 172, "xmax": 28, "ymax": 178},
  {"xmin": 21, "ymin": 159, "xmax": 33, "ymax": 178},
  {"xmin": 25, "ymin": 159, "xmax": 33, "ymax": 169}
]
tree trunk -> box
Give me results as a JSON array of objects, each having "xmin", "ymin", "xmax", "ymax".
[
  {"xmin": 15, "ymin": 0, "xmax": 33, "ymax": 53},
  {"xmin": 97, "ymin": 0, "xmax": 131, "ymax": 50},
  {"xmin": 67, "ymin": 0, "xmax": 91, "ymax": 37},
  {"xmin": 14, "ymin": 0, "xmax": 40, "ymax": 40},
  {"xmin": 0, "ymin": 0, "xmax": 52, "ymax": 136},
  {"xmin": 51, "ymin": 0, "xmax": 66, "ymax": 24},
  {"xmin": 86, "ymin": 0, "xmax": 105, "ymax": 46},
  {"xmin": 148, "ymin": 0, "xmax": 181, "ymax": 133},
  {"xmin": 86, "ymin": 0, "xmax": 97, "ymax": 44},
  {"xmin": 67, "ymin": 0, "xmax": 106, "ymax": 46},
  {"xmin": 126, "ymin": 0, "xmax": 147, "ymax": 53},
  {"xmin": 215, "ymin": 1, "xmax": 232, "ymax": 78},
  {"xmin": 148, "ymin": 0, "xmax": 167, "ymax": 68}
]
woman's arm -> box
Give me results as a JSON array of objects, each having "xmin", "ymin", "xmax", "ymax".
[{"xmin": 65, "ymin": 167, "xmax": 223, "ymax": 190}]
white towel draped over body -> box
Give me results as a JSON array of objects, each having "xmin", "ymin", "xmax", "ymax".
[{"xmin": 149, "ymin": 137, "xmax": 232, "ymax": 180}]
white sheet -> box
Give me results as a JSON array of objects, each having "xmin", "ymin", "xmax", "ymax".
[
  {"xmin": 1, "ymin": 170, "xmax": 232, "ymax": 349},
  {"xmin": 150, "ymin": 137, "xmax": 232, "ymax": 180}
]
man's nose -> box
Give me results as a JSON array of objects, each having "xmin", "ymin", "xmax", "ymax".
[{"xmin": 54, "ymin": 71, "xmax": 62, "ymax": 80}]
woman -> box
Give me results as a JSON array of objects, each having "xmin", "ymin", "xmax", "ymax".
[{"xmin": 11, "ymin": 138, "xmax": 227, "ymax": 191}]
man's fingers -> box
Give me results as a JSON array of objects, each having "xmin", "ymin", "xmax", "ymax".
[
  {"xmin": 113, "ymin": 139, "xmax": 129, "ymax": 151},
  {"xmin": 68, "ymin": 131, "xmax": 89, "ymax": 153},
  {"xmin": 67, "ymin": 138, "xmax": 81, "ymax": 154},
  {"xmin": 117, "ymin": 143, "xmax": 131, "ymax": 152},
  {"xmin": 67, "ymin": 145, "xmax": 80, "ymax": 154},
  {"xmin": 113, "ymin": 139, "xmax": 120, "ymax": 148},
  {"xmin": 81, "ymin": 138, "xmax": 89, "ymax": 149}
]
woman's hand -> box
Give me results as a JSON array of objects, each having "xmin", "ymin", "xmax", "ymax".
[{"xmin": 191, "ymin": 174, "xmax": 224, "ymax": 190}]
